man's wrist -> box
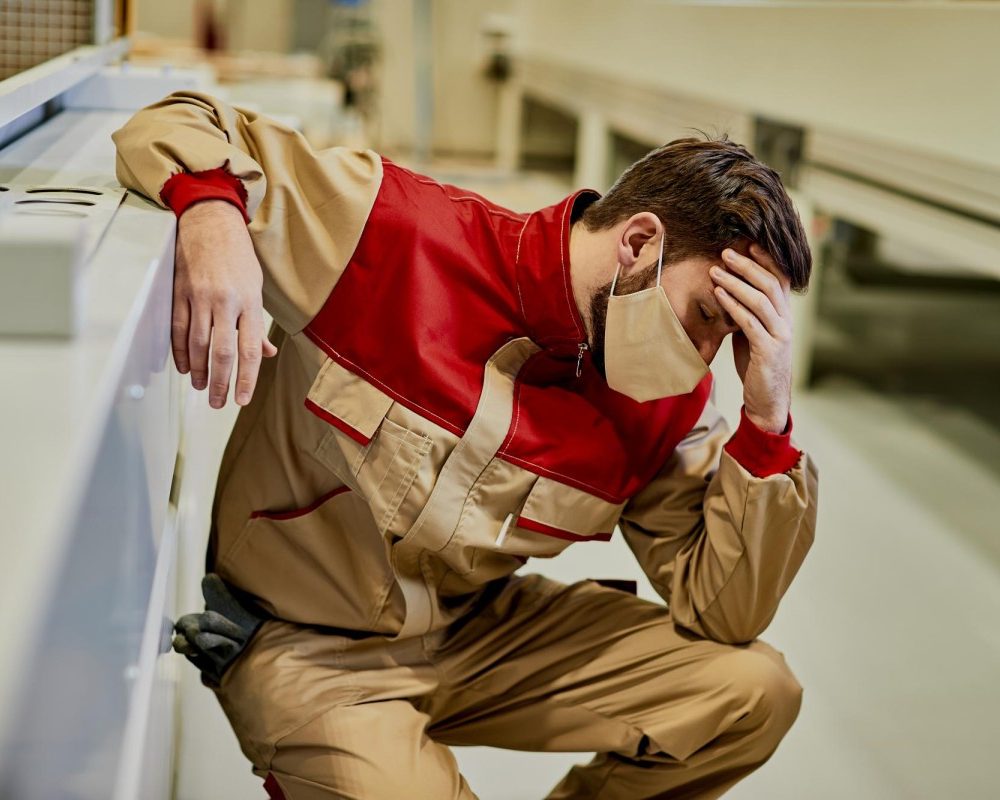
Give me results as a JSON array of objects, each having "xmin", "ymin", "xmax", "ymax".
[
  {"xmin": 744, "ymin": 407, "xmax": 790, "ymax": 435},
  {"xmin": 180, "ymin": 198, "xmax": 246, "ymax": 225},
  {"xmin": 724, "ymin": 406, "xmax": 801, "ymax": 478},
  {"xmin": 160, "ymin": 168, "xmax": 250, "ymax": 223}
]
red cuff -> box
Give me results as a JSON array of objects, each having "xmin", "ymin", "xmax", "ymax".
[
  {"xmin": 723, "ymin": 406, "xmax": 802, "ymax": 478},
  {"xmin": 160, "ymin": 167, "xmax": 250, "ymax": 223}
]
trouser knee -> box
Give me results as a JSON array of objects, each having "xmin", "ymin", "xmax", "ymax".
[{"xmin": 726, "ymin": 645, "xmax": 804, "ymax": 758}]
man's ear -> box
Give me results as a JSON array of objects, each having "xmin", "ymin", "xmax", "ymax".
[{"xmin": 616, "ymin": 212, "xmax": 662, "ymax": 276}]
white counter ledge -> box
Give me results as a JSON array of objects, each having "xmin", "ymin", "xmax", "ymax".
[{"xmin": 0, "ymin": 108, "xmax": 180, "ymax": 799}]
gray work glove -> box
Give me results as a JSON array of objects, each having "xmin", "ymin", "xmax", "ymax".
[{"xmin": 172, "ymin": 574, "xmax": 265, "ymax": 687}]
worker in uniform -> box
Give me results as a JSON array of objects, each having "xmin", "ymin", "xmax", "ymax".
[{"xmin": 113, "ymin": 91, "xmax": 818, "ymax": 799}]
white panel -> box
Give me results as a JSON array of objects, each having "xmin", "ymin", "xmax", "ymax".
[
  {"xmin": 0, "ymin": 184, "xmax": 124, "ymax": 336},
  {"xmin": 63, "ymin": 64, "xmax": 211, "ymax": 112},
  {"xmin": 801, "ymin": 165, "xmax": 1000, "ymax": 279},
  {"xmin": 517, "ymin": 56, "xmax": 753, "ymax": 149},
  {"xmin": 0, "ymin": 106, "xmax": 180, "ymax": 796},
  {"xmin": 0, "ymin": 42, "xmax": 128, "ymax": 130},
  {"xmin": 511, "ymin": 1, "xmax": 1000, "ymax": 170},
  {"xmin": 807, "ymin": 128, "xmax": 1000, "ymax": 223},
  {"xmin": 113, "ymin": 508, "xmax": 180, "ymax": 800}
]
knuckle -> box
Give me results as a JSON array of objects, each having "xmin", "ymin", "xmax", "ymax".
[
  {"xmin": 213, "ymin": 346, "xmax": 235, "ymax": 362},
  {"xmin": 210, "ymin": 288, "xmax": 237, "ymax": 307},
  {"xmin": 187, "ymin": 278, "xmax": 213, "ymax": 296}
]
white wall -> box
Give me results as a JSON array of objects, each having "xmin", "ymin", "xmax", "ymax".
[
  {"xmin": 134, "ymin": 0, "xmax": 1000, "ymax": 169},
  {"xmin": 430, "ymin": 0, "xmax": 514, "ymax": 156},
  {"xmin": 369, "ymin": 0, "xmax": 418, "ymax": 153},
  {"xmin": 133, "ymin": 0, "xmax": 293, "ymax": 53},
  {"xmin": 510, "ymin": 0, "xmax": 1000, "ymax": 170},
  {"xmin": 132, "ymin": 0, "xmax": 196, "ymax": 40},
  {"xmin": 370, "ymin": 0, "xmax": 514, "ymax": 157}
]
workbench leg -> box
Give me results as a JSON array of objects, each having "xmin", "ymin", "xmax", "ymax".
[
  {"xmin": 496, "ymin": 80, "xmax": 523, "ymax": 174},
  {"xmin": 789, "ymin": 190, "xmax": 823, "ymax": 391},
  {"xmin": 574, "ymin": 109, "xmax": 610, "ymax": 191}
]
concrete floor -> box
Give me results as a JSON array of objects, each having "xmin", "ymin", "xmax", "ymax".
[{"xmin": 174, "ymin": 168, "xmax": 1000, "ymax": 799}]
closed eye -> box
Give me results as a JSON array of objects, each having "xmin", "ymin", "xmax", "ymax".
[{"xmin": 698, "ymin": 304, "xmax": 714, "ymax": 323}]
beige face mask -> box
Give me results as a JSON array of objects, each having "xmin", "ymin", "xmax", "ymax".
[{"xmin": 604, "ymin": 235, "xmax": 709, "ymax": 402}]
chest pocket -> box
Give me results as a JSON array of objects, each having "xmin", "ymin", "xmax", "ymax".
[
  {"xmin": 511, "ymin": 474, "xmax": 624, "ymax": 545},
  {"xmin": 304, "ymin": 357, "xmax": 441, "ymax": 538},
  {"xmin": 440, "ymin": 464, "xmax": 627, "ymax": 578}
]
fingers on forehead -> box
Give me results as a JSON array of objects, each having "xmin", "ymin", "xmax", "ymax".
[
  {"xmin": 749, "ymin": 243, "xmax": 791, "ymax": 288},
  {"xmin": 749, "ymin": 241, "xmax": 777, "ymax": 268}
]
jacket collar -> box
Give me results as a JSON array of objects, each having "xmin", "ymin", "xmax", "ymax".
[{"xmin": 514, "ymin": 188, "xmax": 601, "ymax": 360}]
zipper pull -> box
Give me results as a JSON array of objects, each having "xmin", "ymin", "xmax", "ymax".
[{"xmin": 575, "ymin": 342, "xmax": 588, "ymax": 378}]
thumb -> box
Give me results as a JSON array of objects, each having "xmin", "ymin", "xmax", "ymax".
[
  {"xmin": 262, "ymin": 334, "xmax": 278, "ymax": 358},
  {"xmin": 732, "ymin": 332, "xmax": 751, "ymax": 380}
]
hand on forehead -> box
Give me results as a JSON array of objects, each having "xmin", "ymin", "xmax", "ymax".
[{"xmin": 723, "ymin": 238, "xmax": 791, "ymax": 298}]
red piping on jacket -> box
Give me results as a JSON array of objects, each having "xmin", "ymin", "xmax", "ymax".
[
  {"xmin": 263, "ymin": 773, "xmax": 287, "ymax": 800},
  {"xmin": 250, "ymin": 485, "xmax": 352, "ymax": 521},
  {"xmin": 303, "ymin": 398, "xmax": 373, "ymax": 446},
  {"xmin": 516, "ymin": 516, "xmax": 613, "ymax": 542}
]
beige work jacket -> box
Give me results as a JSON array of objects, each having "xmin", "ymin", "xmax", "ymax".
[{"xmin": 112, "ymin": 92, "xmax": 818, "ymax": 647}]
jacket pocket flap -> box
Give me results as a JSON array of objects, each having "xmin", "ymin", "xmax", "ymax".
[
  {"xmin": 304, "ymin": 357, "xmax": 394, "ymax": 445},
  {"xmin": 517, "ymin": 476, "xmax": 625, "ymax": 542}
]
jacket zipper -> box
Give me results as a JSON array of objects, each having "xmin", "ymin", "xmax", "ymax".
[{"xmin": 575, "ymin": 342, "xmax": 588, "ymax": 378}]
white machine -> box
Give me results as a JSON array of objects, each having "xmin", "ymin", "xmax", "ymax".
[{"xmin": 0, "ymin": 52, "xmax": 210, "ymax": 800}]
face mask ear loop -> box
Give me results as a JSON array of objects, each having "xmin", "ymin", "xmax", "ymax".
[
  {"xmin": 610, "ymin": 263, "xmax": 623, "ymax": 297},
  {"xmin": 655, "ymin": 232, "xmax": 665, "ymax": 287}
]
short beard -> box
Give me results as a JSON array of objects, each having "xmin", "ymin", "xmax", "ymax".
[{"xmin": 587, "ymin": 261, "xmax": 659, "ymax": 379}]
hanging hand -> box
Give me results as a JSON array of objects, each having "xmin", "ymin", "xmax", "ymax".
[{"xmin": 173, "ymin": 200, "xmax": 278, "ymax": 408}]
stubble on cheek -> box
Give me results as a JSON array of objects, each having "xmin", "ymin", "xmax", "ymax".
[{"xmin": 588, "ymin": 280, "xmax": 612, "ymax": 378}]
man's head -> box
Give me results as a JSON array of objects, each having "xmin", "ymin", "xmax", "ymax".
[{"xmin": 569, "ymin": 133, "xmax": 811, "ymax": 375}]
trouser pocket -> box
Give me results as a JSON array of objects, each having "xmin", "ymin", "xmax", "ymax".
[{"xmin": 218, "ymin": 487, "xmax": 397, "ymax": 631}]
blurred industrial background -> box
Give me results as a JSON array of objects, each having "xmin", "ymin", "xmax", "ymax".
[{"xmin": 1, "ymin": 1, "xmax": 998, "ymax": 798}]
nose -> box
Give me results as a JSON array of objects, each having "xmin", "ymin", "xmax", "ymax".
[
  {"xmin": 697, "ymin": 328, "xmax": 737, "ymax": 365},
  {"xmin": 698, "ymin": 337, "xmax": 723, "ymax": 365}
]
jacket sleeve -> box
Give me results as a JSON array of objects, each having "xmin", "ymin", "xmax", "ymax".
[
  {"xmin": 620, "ymin": 402, "xmax": 819, "ymax": 645},
  {"xmin": 111, "ymin": 90, "xmax": 383, "ymax": 334}
]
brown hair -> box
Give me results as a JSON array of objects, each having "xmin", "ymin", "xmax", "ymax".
[{"xmin": 581, "ymin": 134, "xmax": 812, "ymax": 291}]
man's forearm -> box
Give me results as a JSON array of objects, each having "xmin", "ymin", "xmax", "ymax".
[
  {"xmin": 621, "ymin": 400, "xmax": 817, "ymax": 645},
  {"xmin": 113, "ymin": 90, "xmax": 384, "ymax": 405},
  {"xmin": 667, "ymin": 450, "xmax": 818, "ymax": 645}
]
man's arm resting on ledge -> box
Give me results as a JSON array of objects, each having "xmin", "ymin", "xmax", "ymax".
[{"xmin": 111, "ymin": 90, "xmax": 384, "ymax": 407}]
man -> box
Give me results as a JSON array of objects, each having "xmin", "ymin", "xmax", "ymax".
[{"xmin": 113, "ymin": 91, "xmax": 818, "ymax": 799}]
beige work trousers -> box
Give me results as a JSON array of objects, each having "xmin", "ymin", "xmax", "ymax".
[{"xmin": 213, "ymin": 573, "xmax": 803, "ymax": 799}]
